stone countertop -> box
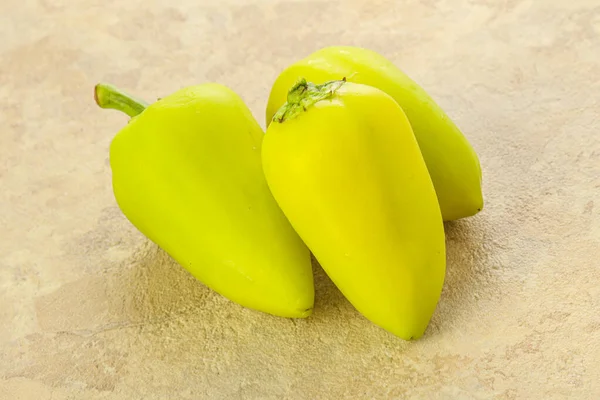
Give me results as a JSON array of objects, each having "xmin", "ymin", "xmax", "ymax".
[{"xmin": 1, "ymin": 0, "xmax": 599, "ymax": 398}]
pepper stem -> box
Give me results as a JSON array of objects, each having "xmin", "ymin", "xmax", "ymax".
[
  {"xmin": 94, "ymin": 83, "xmax": 149, "ymax": 118},
  {"xmin": 272, "ymin": 77, "xmax": 346, "ymax": 123}
]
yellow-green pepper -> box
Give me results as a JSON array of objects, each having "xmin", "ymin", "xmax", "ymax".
[
  {"xmin": 94, "ymin": 83, "xmax": 314, "ymax": 318},
  {"xmin": 267, "ymin": 46, "xmax": 483, "ymax": 221},
  {"xmin": 263, "ymin": 79, "xmax": 446, "ymax": 340}
]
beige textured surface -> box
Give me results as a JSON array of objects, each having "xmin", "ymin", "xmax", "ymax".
[{"xmin": 1, "ymin": 0, "xmax": 599, "ymax": 398}]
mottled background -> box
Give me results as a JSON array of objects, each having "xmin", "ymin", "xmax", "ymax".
[{"xmin": 1, "ymin": 0, "xmax": 599, "ymax": 398}]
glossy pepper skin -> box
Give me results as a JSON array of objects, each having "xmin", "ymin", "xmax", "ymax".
[
  {"xmin": 266, "ymin": 46, "xmax": 483, "ymax": 221},
  {"xmin": 95, "ymin": 83, "xmax": 314, "ymax": 318},
  {"xmin": 262, "ymin": 79, "xmax": 446, "ymax": 340}
]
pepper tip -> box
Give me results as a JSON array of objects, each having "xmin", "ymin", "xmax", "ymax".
[{"xmin": 93, "ymin": 84, "xmax": 101, "ymax": 107}]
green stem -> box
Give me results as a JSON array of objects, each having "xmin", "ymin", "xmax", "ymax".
[
  {"xmin": 94, "ymin": 83, "xmax": 149, "ymax": 118},
  {"xmin": 272, "ymin": 77, "xmax": 347, "ymax": 123}
]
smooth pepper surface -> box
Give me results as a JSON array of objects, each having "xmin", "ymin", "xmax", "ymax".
[
  {"xmin": 267, "ymin": 46, "xmax": 483, "ymax": 221},
  {"xmin": 99, "ymin": 83, "xmax": 314, "ymax": 318},
  {"xmin": 263, "ymin": 79, "xmax": 446, "ymax": 339}
]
